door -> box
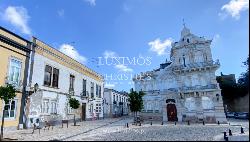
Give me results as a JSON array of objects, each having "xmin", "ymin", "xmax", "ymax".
[
  {"xmin": 167, "ymin": 104, "xmax": 178, "ymax": 121},
  {"xmin": 81, "ymin": 103, "xmax": 86, "ymax": 121}
]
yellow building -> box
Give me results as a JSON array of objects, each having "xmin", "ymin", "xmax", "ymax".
[{"xmin": 0, "ymin": 26, "xmax": 31, "ymax": 130}]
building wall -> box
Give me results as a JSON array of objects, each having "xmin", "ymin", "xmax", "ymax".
[
  {"xmin": 103, "ymin": 89, "xmax": 129, "ymax": 117},
  {"xmin": 0, "ymin": 27, "xmax": 30, "ymax": 129},
  {"xmin": 26, "ymin": 38, "xmax": 104, "ymax": 128}
]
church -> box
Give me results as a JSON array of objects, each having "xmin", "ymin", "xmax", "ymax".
[{"xmin": 133, "ymin": 25, "xmax": 227, "ymax": 123}]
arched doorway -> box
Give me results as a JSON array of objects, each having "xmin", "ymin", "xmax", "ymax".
[
  {"xmin": 166, "ymin": 99, "xmax": 178, "ymax": 121},
  {"xmin": 167, "ymin": 104, "xmax": 178, "ymax": 121}
]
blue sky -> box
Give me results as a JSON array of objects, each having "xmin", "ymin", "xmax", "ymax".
[{"xmin": 0, "ymin": 0, "xmax": 249, "ymax": 92}]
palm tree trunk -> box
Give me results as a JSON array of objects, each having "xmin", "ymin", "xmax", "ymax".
[{"xmin": 0, "ymin": 109, "xmax": 5, "ymax": 141}]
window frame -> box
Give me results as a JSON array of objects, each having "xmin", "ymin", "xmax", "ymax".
[
  {"xmin": 3, "ymin": 99, "xmax": 18, "ymax": 120},
  {"xmin": 90, "ymin": 82, "xmax": 94, "ymax": 98},
  {"xmin": 8, "ymin": 57, "xmax": 22, "ymax": 86},
  {"xmin": 44, "ymin": 65, "xmax": 52, "ymax": 86},
  {"xmin": 50, "ymin": 100, "xmax": 57, "ymax": 114},
  {"xmin": 67, "ymin": 103, "xmax": 73, "ymax": 114},
  {"xmin": 52, "ymin": 68, "xmax": 59, "ymax": 88},
  {"xmin": 42, "ymin": 99, "xmax": 50, "ymax": 114},
  {"xmin": 82, "ymin": 79, "xmax": 87, "ymax": 96},
  {"xmin": 43, "ymin": 64, "xmax": 60, "ymax": 88},
  {"xmin": 95, "ymin": 104, "xmax": 102, "ymax": 113},
  {"xmin": 69, "ymin": 74, "xmax": 75, "ymax": 91}
]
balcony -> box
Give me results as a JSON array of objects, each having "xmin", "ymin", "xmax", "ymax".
[
  {"xmin": 180, "ymin": 84, "xmax": 218, "ymax": 92},
  {"xmin": 172, "ymin": 60, "xmax": 220, "ymax": 72},
  {"xmin": 80, "ymin": 91, "xmax": 89, "ymax": 100}
]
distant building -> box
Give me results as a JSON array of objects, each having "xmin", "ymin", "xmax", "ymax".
[
  {"xmin": 103, "ymin": 88, "xmax": 129, "ymax": 117},
  {"xmin": 133, "ymin": 25, "xmax": 227, "ymax": 123},
  {"xmin": 0, "ymin": 26, "xmax": 31, "ymax": 130}
]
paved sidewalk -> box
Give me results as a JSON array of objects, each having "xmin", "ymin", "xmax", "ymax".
[
  {"xmin": 3, "ymin": 117, "xmax": 249, "ymax": 141},
  {"xmin": 4, "ymin": 116, "xmax": 129, "ymax": 141}
]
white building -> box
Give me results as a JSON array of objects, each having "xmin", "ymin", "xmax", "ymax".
[
  {"xmin": 133, "ymin": 25, "xmax": 227, "ymax": 123},
  {"xmin": 103, "ymin": 88, "xmax": 129, "ymax": 118},
  {"xmin": 25, "ymin": 37, "xmax": 104, "ymax": 128}
]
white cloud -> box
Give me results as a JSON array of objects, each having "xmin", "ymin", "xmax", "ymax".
[
  {"xmin": 57, "ymin": 9, "xmax": 64, "ymax": 17},
  {"xmin": 2, "ymin": 6, "xmax": 31, "ymax": 35},
  {"xmin": 59, "ymin": 44, "xmax": 87, "ymax": 64},
  {"xmin": 115, "ymin": 64, "xmax": 133, "ymax": 72},
  {"xmin": 220, "ymin": 0, "xmax": 249, "ymax": 20},
  {"xmin": 148, "ymin": 38, "xmax": 173, "ymax": 56},
  {"xmin": 103, "ymin": 50, "xmax": 118, "ymax": 58},
  {"xmin": 84, "ymin": 0, "xmax": 96, "ymax": 6}
]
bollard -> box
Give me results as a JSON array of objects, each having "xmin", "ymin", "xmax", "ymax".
[
  {"xmin": 188, "ymin": 121, "xmax": 190, "ymax": 125},
  {"xmin": 127, "ymin": 123, "xmax": 129, "ymax": 128},
  {"xmin": 241, "ymin": 127, "xmax": 244, "ymax": 134},
  {"xmin": 223, "ymin": 132, "xmax": 227, "ymax": 140},
  {"xmin": 203, "ymin": 121, "xmax": 205, "ymax": 125},
  {"xmin": 150, "ymin": 122, "xmax": 152, "ymax": 125},
  {"xmin": 139, "ymin": 122, "xmax": 141, "ymax": 126},
  {"xmin": 217, "ymin": 121, "xmax": 220, "ymax": 125},
  {"xmin": 229, "ymin": 129, "xmax": 232, "ymax": 136},
  {"xmin": 175, "ymin": 122, "xmax": 176, "ymax": 125},
  {"xmin": 161, "ymin": 121, "xmax": 163, "ymax": 125}
]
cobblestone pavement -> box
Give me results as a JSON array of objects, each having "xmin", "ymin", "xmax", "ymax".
[{"xmin": 3, "ymin": 117, "xmax": 249, "ymax": 141}]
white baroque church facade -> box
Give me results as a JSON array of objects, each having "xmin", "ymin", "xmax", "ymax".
[{"xmin": 133, "ymin": 26, "xmax": 227, "ymax": 123}]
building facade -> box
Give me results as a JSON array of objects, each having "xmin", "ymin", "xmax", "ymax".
[
  {"xmin": 25, "ymin": 37, "xmax": 104, "ymax": 128},
  {"xmin": 103, "ymin": 88, "xmax": 129, "ymax": 118},
  {"xmin": 0, "ymin": 27, "xmax": 31, "ymax": 130},
  {"xmin": 133, "ymin": 26, "xmax": 227, "ymax": 123}
]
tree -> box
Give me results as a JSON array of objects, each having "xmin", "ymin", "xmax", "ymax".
[
  {"xmin": 128, "ymin": 88, "xmax": 145, "ymax": 123},
  {"xmin": 68, "ymin": 97, "xmax": 80, "ymax": 126},
  {"xmin": 237, "ymin": 56, "xmax": 249, "ymax": 96},
  {"xmin": 0, "ymin": 84, "xmax": 16, "ymax": 141}
]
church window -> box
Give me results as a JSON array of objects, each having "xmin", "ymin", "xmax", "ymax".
[{"xmin": 187, "ymin": 38, "xmax": 190, "ymax": 43}]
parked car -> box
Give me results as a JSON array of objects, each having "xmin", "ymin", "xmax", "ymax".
[
  {"xmin": 234, "ymin": 112, "xmax": 249, "ymax": 119},
  {"xmin": 226, "ymin": 112, "xmax": 235, "ymax": 118}
]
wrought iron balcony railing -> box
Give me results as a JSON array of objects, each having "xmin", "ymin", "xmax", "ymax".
[
  {"xmin": 80, "ymin": 91, "xmax": 89, "ymax": 99},
  {"xmin": 172, "ymin": 60, "xmax": 220, "ymax": 71},
  {"xmin": 180, "ymin": 84, "xmax": 218, "ymax": 91}
]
